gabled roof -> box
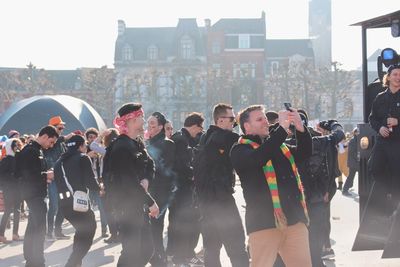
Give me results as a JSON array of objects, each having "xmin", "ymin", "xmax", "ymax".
[
  {"xmin": 212, "ymin": 18, "xmax": 265, "ymax": 34},
  {"xmin": 115, "ymin": 19, "xmax": 206, "ymax": 62},
  {"xmin": 265, "ymin": 39, "xmax": 314, "ymax": 58}
]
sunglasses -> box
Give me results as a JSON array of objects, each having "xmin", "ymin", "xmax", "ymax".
[
  {"xmin": 57, "ymin": 127, "xmax": 65, "ymax": 131},
  {"xmin": 221, "ymin": 116, "xmax": 236, "ymax": 122}
]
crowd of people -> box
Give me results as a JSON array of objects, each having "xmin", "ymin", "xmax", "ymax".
[
  {"xmin": 2, "ymin": 65, "xmax": 400, "ymax": 267},
  {"xmin": 0, "ymin": 102, "xmax": 362, "ymax": 267}
]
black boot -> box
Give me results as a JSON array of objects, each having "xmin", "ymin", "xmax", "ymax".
[{"xmin": 337, "ymin": 181, "xmax": 343, "ymax": 190}]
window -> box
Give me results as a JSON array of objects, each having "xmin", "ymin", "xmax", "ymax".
[
  {"xmin": 212, "ymin": 41, "xmax": 221, "ymax": 54},
  {"xmin": 122, "ymin": 45, "xmax": 133, "ymax": 61},
  {"xmin": 233, "ymin": 64, "xmax": 240, "ymax": 78},
  {"xmin": 212, "ymin": 64, "xmax": 221, "ymax": 77},
  {"xmin": 271, "ymin": 61, "xmax": 279, "ymax": 75},
  {"xmin": 147, "ymin": 45, "xmax": 158, "ymax": 60},
  {"xmin": 181, "ymin": 35, "xmax": 194, "ymax": 59},
  {"xmin": 238, "ymin": 34, "xmax": 250, "ymax": 49}
]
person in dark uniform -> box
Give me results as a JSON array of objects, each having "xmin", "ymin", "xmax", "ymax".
[
  {"xmin": 103, "ymin": 102, "xmax": 159, "ymax": 267},
  {"xmin": 168, "ymin": 112, "xmax": 205, "ymax": 266},
  {"xmin": 146, "ymin": 112, "xmax": 176, "ymax": 267},
  {"xmin": 195, "ymin": 103, "xmax": 249, "ymax": 267},
  {"xmin": 53, "ymin": 134, "xmax": 103, "ymax": 267},
  {"xmin": 369, "ymin": 64, "xmax": 400, "ymax": 211},
  {"xmin": 18, "ymin": 125, "xmax": 59, "ymax": 267}
]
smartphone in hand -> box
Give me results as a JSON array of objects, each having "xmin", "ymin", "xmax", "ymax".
[{"xmin": 284, "ymin": 102, "xmax": 292, "ymax": 111}]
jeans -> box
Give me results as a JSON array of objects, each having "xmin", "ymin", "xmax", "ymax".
[
  {"xmin": 47, "ymin": 181, "xmax": 64, "ymax": 235},
  {"xmin": 89, "ymin": 190, "xmax": 108, "ymax": 233}
]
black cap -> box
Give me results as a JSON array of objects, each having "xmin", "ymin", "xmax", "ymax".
[
  {"xmin": 152, "ymin": 112, "xmax": 167, "ymax": 126},
  {"xmin": 388, "ymin": 64, "xmax": 400, "ymax": 74}
]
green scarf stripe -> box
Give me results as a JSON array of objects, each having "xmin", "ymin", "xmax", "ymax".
[{"xmin": 239, "ymin": 137, "xmax": 310, "ymax": 228}]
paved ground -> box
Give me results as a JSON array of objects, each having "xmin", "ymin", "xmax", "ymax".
[{"xmin": 1, "ymin": 175, "xmax": 400, "ymax": 266}]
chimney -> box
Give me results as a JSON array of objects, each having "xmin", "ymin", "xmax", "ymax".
[
  {"xmin": 205, "ymin": 19, "xmax": 211, "ymax": 29},
  {"xmin": 118, "ymin": 20, "xmax": 126, "ymax": 36}
]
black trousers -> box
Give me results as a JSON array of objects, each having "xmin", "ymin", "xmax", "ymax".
[
  {"xmin": 201, "ymin": 196, "xmax": 249, "ymax": 267},
  {"xmin": 308, "ymin": 201, "xmax": 326, "ymax": 267},
  {"xmin": 369, "ymin": 138, "xmax": 400, "ymax": 204},
  {"xmin": 0, "ymin": 184, "xmax": 21, "ymax": 236},
  {"xmin": 322, "ymin": 202, "xmax": 331, "ymax": 249},
  {"xmin": 149, "ymin": 188, "xmax": 169, "ymax": 267},
  {"xmin": 60, "ymin": 200, "xmax": 96, "ymax": 267},
  {"xmin": 24, "ymin": 197, "xmax": 47, "ymax": 267},
  {"xmin": 117, "ymin": 205, "xmax": 154, "ymax": 267},
  {"xmin": 104, "ymin": 193, "xmax": 119, "ymax": 237},
  {"xmin": 343, "ymin": 168, "xmax": 358, "ymax": 192},
  {"xmin": 167, "ymin": 185, "xmax": 200, "ymax": 263}
]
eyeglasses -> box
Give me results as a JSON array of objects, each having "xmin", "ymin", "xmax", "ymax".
[
  {"xmin": 57, "ymin": 127, "xmax": 65, "ymax": 131},
  {"xmin": 220, "ymin": 116, "xmax": 236, "ymax": 122}
]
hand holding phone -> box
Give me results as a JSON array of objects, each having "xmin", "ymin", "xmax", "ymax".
[{"xmin": 284, "ymin": 102, "xmax": 292, "ymax": 111}]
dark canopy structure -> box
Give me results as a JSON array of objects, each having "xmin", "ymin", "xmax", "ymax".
[{"xmin": 0, "ymin": 95, "xmax": 107, "ymax": 135}]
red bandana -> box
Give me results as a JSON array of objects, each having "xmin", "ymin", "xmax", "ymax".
[{"xmin": 113, "ymin": 109, "xmax": 144, "ymax": 135}]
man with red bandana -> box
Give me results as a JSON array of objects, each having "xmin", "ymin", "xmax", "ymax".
[{"xmin": 103, "ymin": 102, "xmax": 159, "ymax": 267}]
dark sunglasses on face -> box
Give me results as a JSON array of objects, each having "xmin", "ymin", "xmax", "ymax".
[
  {"xmin": 221, "ymin": 116, "xmax": 236, "ymax": 122},
  {"xmin": 57, "ymin": 127, "xmax": 65, "ymax": 131}
]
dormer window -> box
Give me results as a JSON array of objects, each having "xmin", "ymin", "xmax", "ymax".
[
  {"xmin": 238, "ymin": 34, "xmax": 250, "ymax": 49},
  {"xmin": 147, "ymin": 45, "xmax": 158, "ymax": 60},
  {"xmin": 122, "ymin": 45, "xmax": 133, "ymax": 61},
  {"xmin": 181, "ymin": 35, "xmax": 195, "ymax": 59}
]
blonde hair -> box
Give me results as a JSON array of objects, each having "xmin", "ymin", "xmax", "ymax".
[{"xmin": 383, "ymin": 74, "xmax": 390, "ymax": 87}]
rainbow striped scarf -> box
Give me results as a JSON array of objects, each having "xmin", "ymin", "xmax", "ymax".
[{"xmin": 239, "ymin": 137, "xmax": 309, "ymax": 229}]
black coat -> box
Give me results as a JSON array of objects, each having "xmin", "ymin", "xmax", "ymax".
[
  {"xmin": 347, "ymin": 136, "xmax": 359, "ymax": 170},
  {"xmin": 369, "ymin": 88, "xmax": 400, "ymax": 140},
  {"xmin": 0, "ymin": 154, "xmax": 18, "ymax": 187},
  {"xmin": 195, "ymin": 125, "xmax": 239, "ymax": 202},
  {"xmin": 17, "ymin": 141, "xmax": 48, "ymax": 200},
  {"xmin": 299, "ymin": 124, "xmax": 345, "ymax": 203},
  {"xmin": 146, "ymin": 132, "xmax": 176, "ymax": 190},
  {"xmin": 171, "ymin": 128, "xmax": 198, "ymax": 188},
  {"xmin": 103, "ymin": 134, "xmax": 155, "ymax": 209},
  {"xmin": 230, "ymin": 126, "xmax": 312, "ymax": 234},
  {"xmin": 53, "ymin": 149, "xmax": 100, "ymax": 196}
]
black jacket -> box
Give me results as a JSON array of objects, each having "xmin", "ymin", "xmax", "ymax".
[
  {"xmin": 299, "ymin": 124, "xmax": 345, "ymax": 203},
  {"xmin": 0, "ymin": 154, "xmax": 18, "ymax": 188},
  {"xmin": 369, "ymin": 88, "xmax": 400, "ymax": 140},
  {"xmin": 230, "ymin": 126, "xmax": 312, "ymax": 234},
  {"xmin": 18, "ymin": 141, "xmax": 48, "ymax": 200},
  {"xmin": 171, "ymin": 128, "xmax": 198, "ymax": 188},
  {"xmin": 53, "ymin": 149, "xmax": 100, "ymax": 197},
  {"xmin": 146, "ymin": 132, "xmax": 176, "ymax": 190},
  {"xmin": 195, "ymin": 125, "xmax": 239, "ymax": 202},
  {"xmin": 103, "ymin": 134, "xmax": 155, "ymax": 208},
  {"xmin": 44, "ymin": 136, "xmax": 66, "ymax": 169},
  {"xmin": 347, "ymin": 136, "xmax": 359, "ymax": 170}
]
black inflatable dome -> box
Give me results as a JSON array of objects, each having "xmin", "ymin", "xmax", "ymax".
[{"xmin": 0, "ymin": 95, "xmax": 107, "ymax": 135}]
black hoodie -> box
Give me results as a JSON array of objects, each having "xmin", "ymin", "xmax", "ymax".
[{"xmin": 53, "ymin": 149, "xmax": 100, "ymax": 197}]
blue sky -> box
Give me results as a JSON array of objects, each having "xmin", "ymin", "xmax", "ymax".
[{"xmin": 0, "ymin": 0, "xmax": 399, "ymax": 70}]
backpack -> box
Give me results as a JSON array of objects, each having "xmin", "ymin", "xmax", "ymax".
[{"xmin": 193, "ymin": 133, "xmax": 229, "ymax": 201}]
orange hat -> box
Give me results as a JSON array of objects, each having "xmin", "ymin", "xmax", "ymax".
[{"xmin": 49, "ymin": 116, "xmax": 66, "ymax": 126}]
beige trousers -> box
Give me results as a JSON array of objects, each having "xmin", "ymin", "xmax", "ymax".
[{"xmin": 248, "ymin": 222, "xmax": 312, "ymax": 267}]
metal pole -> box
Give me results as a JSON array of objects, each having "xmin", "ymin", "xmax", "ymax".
[{"xmin": 362, "ymin": 26, "xmax": 368, "ymax": 123}]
